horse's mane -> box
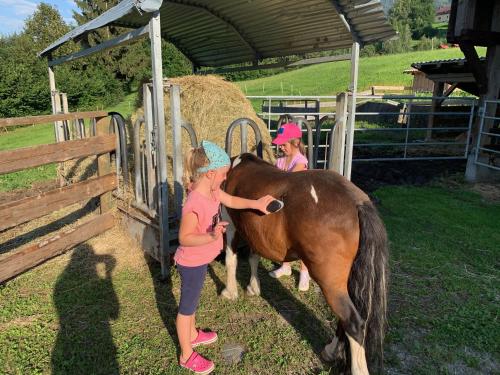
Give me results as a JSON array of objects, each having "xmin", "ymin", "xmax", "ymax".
[{"xmin": 235, "ymin": 153, "xmax": 275, "ymax": 169}]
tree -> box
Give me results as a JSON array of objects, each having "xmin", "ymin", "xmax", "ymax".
[
  {"xmin": 389, "ymin": 0, "xmax": 435, "ymax": 39},
  {"xmin": 0, "ymin": 3, "xmax": 124, "ymax": 117},
  {"xmin": 73, "ymin": 0, "xmax": 192, "ymax": 88}
]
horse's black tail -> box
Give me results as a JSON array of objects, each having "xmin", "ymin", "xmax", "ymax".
[{"xmin": 348, "ymin": 201, "xmax": 389, "ymax": 373}]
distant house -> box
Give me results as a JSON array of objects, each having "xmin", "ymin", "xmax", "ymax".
[{"xmin": 435, "ymin": 6, "xmax": 451, "ymax": 23}]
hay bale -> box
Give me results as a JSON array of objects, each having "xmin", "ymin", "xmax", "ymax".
[{"xmin": 132, "ymin": 75, "xmax": 275, "ymax": 163}]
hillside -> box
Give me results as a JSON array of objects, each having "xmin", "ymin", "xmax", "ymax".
[
  {"xmin": 381, "ymin": 0, "xmax": 451, "ymax": 13},
  {"xmin": 237, "ymin": 48, "xmax": 476, "ymax": 97}
]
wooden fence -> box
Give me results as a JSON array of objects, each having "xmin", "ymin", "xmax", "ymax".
[{"xmin": 0, "ymin": 111, "xmax": 117, "ymax": 283}]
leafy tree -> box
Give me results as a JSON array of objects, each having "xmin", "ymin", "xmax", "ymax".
[
  {"xmin": 0, "ymin": 3, "xmax": 124, "ymax": 117},
  {"xmin": 389, "ymin": 0, "xmax": 435, "ymax": 39},
  {"xmin": 73, "ymin": 0, "xmax": 192, "ymax": 89}
]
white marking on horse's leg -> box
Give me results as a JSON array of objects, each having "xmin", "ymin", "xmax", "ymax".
[
  {"xmin": 320, "ymin": 336, "xmax": 339, "ymax": 362},
  {"xmin": 232, "ymin": 155, "xmax": 242, "ymax": 168},
  {"xmin": 310, "ymin": 184, "xmax": 318, "ymax": 204},
  {"xmin": 221, "ymin": 224, "xmax": 238, "ymax": 300},
  {"xmin": 246, "ymin": 251, "xmax": 261, "ymax": 296},
  {"xmin": 346, "ymin": 333, "xmax": 370, "ymax": 375}
]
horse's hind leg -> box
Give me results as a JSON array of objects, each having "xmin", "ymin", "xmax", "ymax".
[
  {"xmin": 221, "ymin": 225, "xmax": 239, "ymax": 300},
  {"xmin": 313, "ymin": 261, "xmax": 369, "ymax": 375},
  {"xmin": 246, "ymin": 251, "xmax": 261, "ymax": 296}
]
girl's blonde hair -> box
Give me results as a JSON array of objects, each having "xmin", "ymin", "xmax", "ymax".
[
  {"xmin": 290, "ymin": 138, "xmax": 306, "ymax": 156},
  {"xmin": 183, "ymin": 146, "xmax": 209, "ymax": 187},
  {"xmin": 276, "ymin": 138, "xmax": 306, "ymax": 157}
]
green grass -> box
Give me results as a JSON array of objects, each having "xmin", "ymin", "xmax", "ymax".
[
  {"xmin": 1, "ymin": 183, "xmax": 499, "ymax": 374},
  {"xmin": 0, "ymin": 123, "xmax": 57, "ymax": 192},
  {"xmin": 375, "ymin": 184, "xmax": 500, "ymax": 374},
  {"xmin": 238, "ymin": 48, "xmax": 481, "ymax": 97}
]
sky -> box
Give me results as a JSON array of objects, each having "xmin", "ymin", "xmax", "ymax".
[{"xmin": 0, "ymin": 0, "xmax": 78, "ymax": 37}]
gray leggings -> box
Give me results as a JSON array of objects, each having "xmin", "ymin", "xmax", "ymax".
[{"xmin": 177, "ymin": 263, "xmax": 208, "ymax": 315}]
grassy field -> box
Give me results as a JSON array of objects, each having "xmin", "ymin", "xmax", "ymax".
[
  {"xmin": 0, "ymin": 123, "xmax": 57, "ymax": 192},
  {"xmin": 238, "ymin": 48, "xmax": 479, "ymax": 97},
  {"xmin": 1, "ymin": 182, "xmax": 498, "ymax": 374}
]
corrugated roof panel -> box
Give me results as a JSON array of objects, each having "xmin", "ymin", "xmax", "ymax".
[
  {"xmin": 39, "ymin": 0, "xmax": 162, "ymax": 57},
  {"xmin": 40, "ymin": 0, "xmax": 395, "ymax": 67}
]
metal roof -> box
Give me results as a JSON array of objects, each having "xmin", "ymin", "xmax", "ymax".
[
  {"xmin": 411, "ymin": 57, "xmax": 486, "ymax": 71},
  {"xmin": 412, "ymin": 57, "xmax": 486, "ymax": 96},
  {"xmin": 40, "ymin": 0, "xmax": 395, "ymax": 68}
]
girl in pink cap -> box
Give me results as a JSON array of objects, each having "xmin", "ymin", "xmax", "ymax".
[{"xmin": 268, "ymin": 123, "xmax": 311, "ymax": 291}]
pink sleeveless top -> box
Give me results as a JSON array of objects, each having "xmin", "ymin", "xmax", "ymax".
[
  {"xmin": 276, "ymin": 153, "xmax": 308, "ymax": 171},
  {"xmin": 174, "ymin": 190, "xmax": 223, "ymax": 267}
]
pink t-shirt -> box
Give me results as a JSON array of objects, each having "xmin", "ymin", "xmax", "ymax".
[
  {"xmin": 174, "ymin": 190, "xmax": 223, "ymax": 267},
  {"xmin": 276, "ymin": 153, "xmax": 308, "ymax": 171}
]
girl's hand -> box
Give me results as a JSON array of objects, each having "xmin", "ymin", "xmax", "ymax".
[
  {"xmin": 210, "ymin": 221, "xmax": 229, "ymax": 240},
  {"xmin": 256, "ymin": 195, "xmax": 277, "ymax": 214}
]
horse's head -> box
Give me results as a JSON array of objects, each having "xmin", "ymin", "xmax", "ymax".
[
  {"xmin": 225, "ymin": 153, "xmax": 276, "ymax": 195},
  {"xmin": 229, "ymin": 153, "xmax": 271, "ymax": 173}
]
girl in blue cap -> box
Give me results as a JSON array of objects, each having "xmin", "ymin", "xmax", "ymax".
[{"xmin": 174, "ymin": 140, "xmax": 275, "ymax": 374}]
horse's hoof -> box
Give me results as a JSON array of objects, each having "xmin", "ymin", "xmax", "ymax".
[
  {"xmin": 221, "ymin": 288, "xmax": 238, "ymax": 300},
  {"xmin": 321, "ymin": 337, "xmax": 339, "ymax": 362},
  {"xmin": 246, "ymin": 284, "xmax": 261, "ymax": 296},
  {"xmin": 247, "ymin": 284, "xmax": 260, "ymax": 296}
]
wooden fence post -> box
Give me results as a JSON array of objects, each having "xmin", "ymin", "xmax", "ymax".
[
  {"xmin": 96, "ymin": 116, "xmax": 113, "ymax": 213},
  {"xmin": 331, "ymin": 92, "xmax": 347, "ymax": 175}
]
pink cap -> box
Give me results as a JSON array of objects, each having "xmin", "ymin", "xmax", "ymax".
[{"xmin": 272, "ymin": 123, "xmax": 302, "ymax": 145}]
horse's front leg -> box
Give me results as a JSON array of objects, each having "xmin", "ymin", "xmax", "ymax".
[
  {"xmin": 246, "ymin": 251, "xmax": 261, "ymax": 296},
  {"xmin": 221, "ymin": 222, "xmax": 239, "ymax": 300}
]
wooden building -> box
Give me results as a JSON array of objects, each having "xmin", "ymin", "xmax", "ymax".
[{"xmin": 447, "ymin": 0, "xmax": 500, "ymax": 179}]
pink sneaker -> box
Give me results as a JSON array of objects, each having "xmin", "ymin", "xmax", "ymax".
[
  {"xmin": 180, "ymin": 351, "xmax": 214, "ymax": 374},
  {"xmin": 191, "ymin": 329, "xmax": 218, "ymax": 348}
]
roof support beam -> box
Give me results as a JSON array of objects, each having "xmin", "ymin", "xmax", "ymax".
[
  {"xmin": 167, "ymin": 0, "xmax": 260, "ymax": 61},
  {"xmin": 459, "ymin": 41, "xmax": 488, "ymax": 94},
  {"xmin": 329, "ymin": 1, "xmax": 362, "ymax": 45},
  {"xmin": 149, "ymin": 11, "xmax": 170, "ymax": 279},
  {"xmin": 48, "ymin": 25, "xmax": 149, "ymax": 67}
]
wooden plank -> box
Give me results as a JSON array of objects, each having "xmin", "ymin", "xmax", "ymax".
[
  {"xmin": 0, "ymin": 213, "xmax": 114, "ymax": 283},
  {"xmin": 0, "ymin": 111, "xmax": 108, "ymax": 128},
  {"xmin": 0, "ymin": 134, "xmax": 116, "ymax": 175},
  {"xmin": 96, "ymin": 117, "xmax": 112, "ymax": 213},
  {"xmin": 0, "ymin": 173, "xmax": 117, "ymax": 232}
]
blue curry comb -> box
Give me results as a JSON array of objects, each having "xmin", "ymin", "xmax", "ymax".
[{"xmin": 266, "ymin": 199, "xmax": 284, "ymax": 213}]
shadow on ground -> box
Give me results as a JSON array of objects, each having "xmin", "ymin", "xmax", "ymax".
[{"xmin": 51, "ymin": 243, "xmax": 119, "ymax": 375}]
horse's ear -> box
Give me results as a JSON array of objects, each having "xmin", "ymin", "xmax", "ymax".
[{"xmin": 230, "ymin": 155, "xmax": 243, "ymax": 169}]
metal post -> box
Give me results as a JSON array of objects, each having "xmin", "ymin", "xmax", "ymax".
[
  {"xmin": 149, "ymin": 11, "xmax": 170, "ymax": 278},
  {"xmin": 464, "ymin": 101, "xmax": 475, "ymax": 158},
  {"xmin": 268, "ymin": 98, "xmax": 272, "ymax": 131},
  {"xmin": 144, "ymin": 84, "xmax": 156, "ymax": 210},
  {"xmin": 344, "ymin": 42, "xmax": 360, "ymax": 180},
  {"xmin": 170, "ymin": 84, "xmax": 183, "ymax": 219}
]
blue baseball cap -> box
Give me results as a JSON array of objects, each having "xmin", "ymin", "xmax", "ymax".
[{"xmin": 197, "ymin": 140, "xmax": 231, "ymax": 173}]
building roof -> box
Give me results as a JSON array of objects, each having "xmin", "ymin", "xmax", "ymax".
[
  {"xmin": 411, "ymin": 57, "xmax": 486, "ymax": 96},
  {"xmin": 40, "ymin": 0, "xmax": 395, "ymax": 68},
  {"xmin": 436, "ymin": 5, "xmax": 451, "ymax": 15}
]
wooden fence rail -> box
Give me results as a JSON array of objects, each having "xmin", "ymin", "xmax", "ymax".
[
  {"xmin": 0, "ymin": 134, "xmax": 116, "ymax": 175},
  {"xmin": 0, "ymin": 173, "xmax": 117, "ymax": 232},
  {"xmin": 0, "ymin": 213, "xmax": 115, "ymax": 283},
  {"xmin": 0, "ymin": 111, "xmax": 107, "ymax": 128},
  {"xmin": 0, "ymin": 112, "xmax": 117, "ymax": 283}
]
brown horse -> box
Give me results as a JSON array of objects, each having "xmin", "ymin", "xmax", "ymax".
[{"xmin": 221, "ymin": 153, "xmax": 388, "ymax": 375}]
